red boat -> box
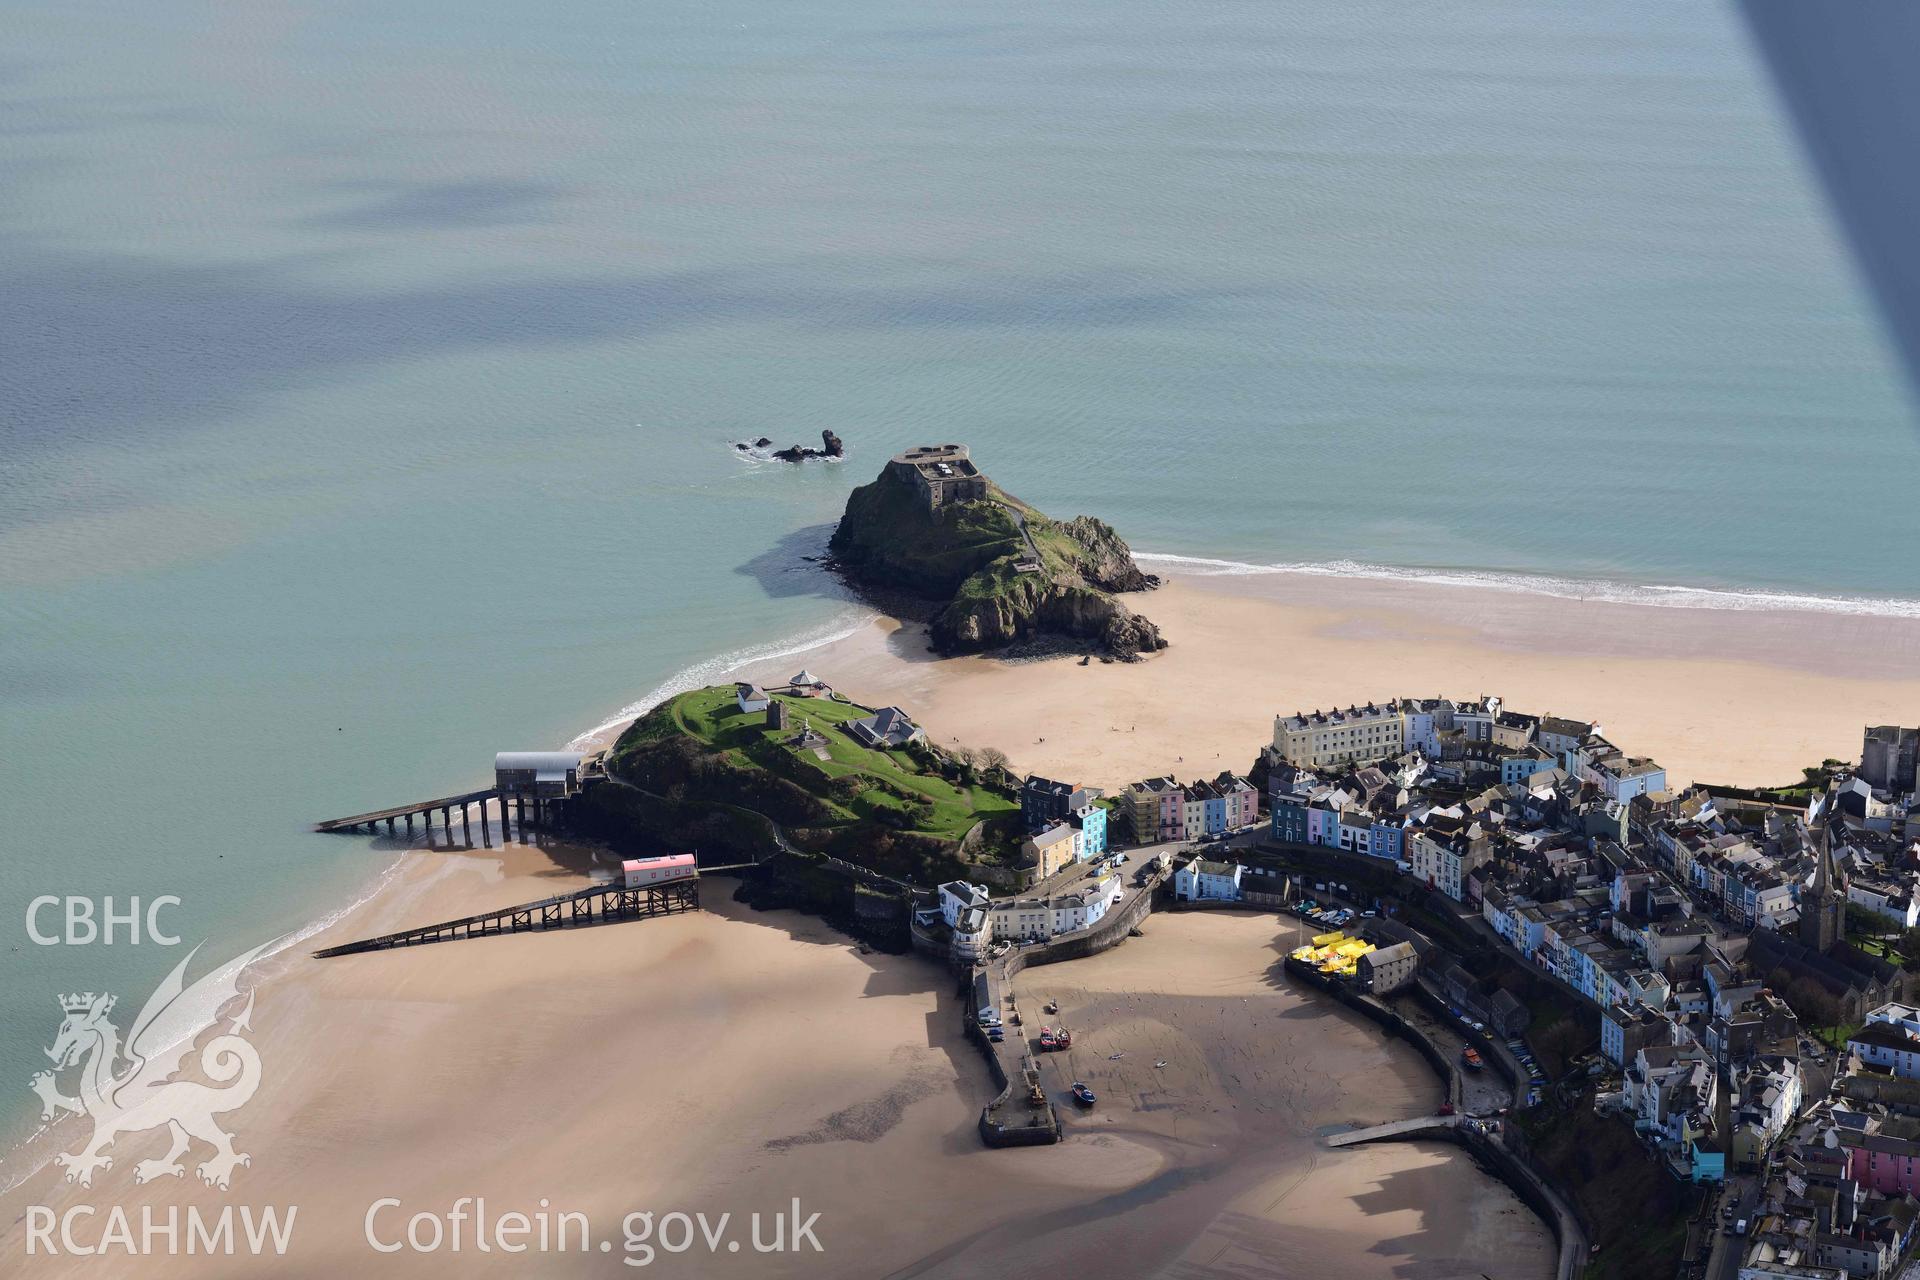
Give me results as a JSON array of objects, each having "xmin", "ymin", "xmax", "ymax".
[
  {"xmin": 1462, "ymin": 1047, "xmax": 1484, "ymax": 1071},
  {"xmin": 1039, "ymin": 1028, "xmax": 1057, "ymax": 1051},
  {"xmin": 1055, "ymin": 1027, "xmax": 1073, "ymax": 1049}
]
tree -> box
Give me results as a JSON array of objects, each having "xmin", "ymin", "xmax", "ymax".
[
  {"xmin": 1783, "ymin": 977, "xmax": 1843, "ymax": 1031},
  {"xmin": 977, "ymin": 747, "xmax": 1009, "ymax": 773},
  {"xmin": 1896, "ymin": 928, "xmax": 1920, "ymax": 968},
  {"xmin": 1845, "ymin": 903, "xmax": 1887, "ymax": 940},
  {"xmin": 1531, "ymin": 1018, "xmax": 1589, "ymax": 1077}
]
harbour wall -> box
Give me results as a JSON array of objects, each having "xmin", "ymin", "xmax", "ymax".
[
  {"xmin": 960, "ymin": 879, "xmax": 1167, "ymax": 1147},
  {"xmin": 1284, "ymin": 957, "xmax": 1462, "ymax": 1108},
  {"xmin": 1287, "ymin": 957, "xmax": 1587, "ymax": 1280}
]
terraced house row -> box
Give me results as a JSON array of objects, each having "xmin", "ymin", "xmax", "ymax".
[{"xmin": 1117, "ymin": 773, "xmax": 1258, "ymax": 844}]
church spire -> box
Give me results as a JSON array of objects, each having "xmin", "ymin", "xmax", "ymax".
[
  {"xmin": 1812, "ymin": 820, "xmax": 1834, "ymax": 899},
  {"xmin": 1800, "ymin": 813, "xmax": 1844, "ymax": 953}
]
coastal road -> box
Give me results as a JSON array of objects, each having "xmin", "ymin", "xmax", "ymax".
[
  {"xmin": 1704, "ymin": 1174, "xmax": 1758, "ymax": 1280},
  {"xmin": 1390, "ymin": 993, "xmax": 1513, "ymax": 1114}
]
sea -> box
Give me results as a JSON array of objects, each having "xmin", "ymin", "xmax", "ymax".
[{"xmin": 2, "ymin": 0, "xmax": 1916, "ymax": 1154}]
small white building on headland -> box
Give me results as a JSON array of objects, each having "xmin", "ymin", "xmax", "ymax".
[{"xmin": 736, "ymin": 682, "xmax": 770, "ymax": 713}]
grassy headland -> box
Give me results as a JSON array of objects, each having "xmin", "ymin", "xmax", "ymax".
[{"xmin": 588, "ymin": 685, "xmax": 1028, "ymax": 885}]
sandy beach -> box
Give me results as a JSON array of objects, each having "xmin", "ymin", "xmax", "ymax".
[
  {"xmin": 724, "ymin": 569, "xmax": 1920, "ymax": 793},
  {"xmin": 0, "ymin": 852, "xmax": 1548, "ymax": 1279},
  {"xmin": 10, "ymin": 566, "xmax": 1918, "ymax": 1277}
]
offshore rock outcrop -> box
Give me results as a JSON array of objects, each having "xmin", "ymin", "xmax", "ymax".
[
  {"xmin": 827, "ymin": 451, "xmax": 1163, "ymax": 658},
  {"xmin": 771, "ymin": 429, "xmax": 844, "ymax": 462},
  {"xmin": 736, "ymin": 430, "xmax": 844, "ymax": 461}
]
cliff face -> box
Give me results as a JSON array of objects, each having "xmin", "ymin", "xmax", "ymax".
[
  {"xmin": 1059, "ymin": 515, "xmax": 1156, "ymax": 593},
  {"xmin": 932, "ymin": 579, "xmax": 1163, "ymax": 657},
  {"xmin": 827, "ymin": 459, "xmax": 1164, "ymax": 658},
  {"xmin": 827, "ymin": 468, "xmax": 1019, "ymax": 598}
]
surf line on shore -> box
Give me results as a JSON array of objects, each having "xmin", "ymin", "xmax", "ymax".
[
  {"xmin": 1135, "ymin": 552, "xmax": 1920, "ymax": 619},
  {"xmin": 567, "ymin": 606, "xmax": 878, "ymax": 750}
]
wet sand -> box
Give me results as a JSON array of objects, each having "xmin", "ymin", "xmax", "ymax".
[{"xmin": 0, "ymin": 857, "xmax": 1547, "ymax": 1278}]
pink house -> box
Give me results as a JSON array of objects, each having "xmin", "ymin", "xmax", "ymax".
[
  {"xmin": 1847, "ymin": 1132, "xmax": 1920, "ymax": 1195},
  {"xmin": 623, "ymin": 854, "xmax": 698, "ymax": 888},
  {"xmin": 1219, "ymin": 777, "xmax": 1259, "ymax": 828}
]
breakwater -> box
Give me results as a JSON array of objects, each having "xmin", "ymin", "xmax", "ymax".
[{"xmin": 966, "ymin": 964, "xmax": 1060, "ymax": 1147}]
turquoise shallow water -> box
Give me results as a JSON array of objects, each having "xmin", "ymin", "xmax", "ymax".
[{"xmin": 2, "ymin": 0, "xmax": 1915, "ymax": 1150}]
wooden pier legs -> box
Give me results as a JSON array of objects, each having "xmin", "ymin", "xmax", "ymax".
[
  {"xmin": 460, "ymin": 804, "xmax": 472, "ymax": 846},
  {"xmin": 481, "ymin": 805, "xmax": 491, "ymax": 847}
]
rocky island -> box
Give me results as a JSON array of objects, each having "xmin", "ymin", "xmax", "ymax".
[{"xmin": 828, "ymin": 444, "xmax": 1165, "ymax": 658}]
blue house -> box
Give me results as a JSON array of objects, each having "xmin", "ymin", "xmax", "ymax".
[
  {"xmin": 1501, "ymin": 753, "xmax": 1558, "ymax": 786},
  {"xmin": 1272, "ymin": 797, "xmax": 1309, "ymax": 844},
  {"xmin": 1369, "ymin": 821, "xmax": 1406, "ymax": 861},
  {"xmin": 1203, "ymin": 792, "xmax": 1229, "ymax": 835},
  {"xmin": 1689, "ymin": 1142, "xmax": 1725, "ymax": 1183},
  {"xmin": 1071, "ymin": 804, "xmax": 1108, "ymax": 860}
]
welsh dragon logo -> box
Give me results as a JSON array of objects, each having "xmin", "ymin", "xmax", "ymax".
[{"xmin": 31, "ymin": 941, "xmax": 276, "ymax": 1190}]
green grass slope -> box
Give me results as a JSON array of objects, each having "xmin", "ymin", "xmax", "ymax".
[{"xmin": 606, "ymin": 686, "xmax": 1019, "ymax": 847}]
